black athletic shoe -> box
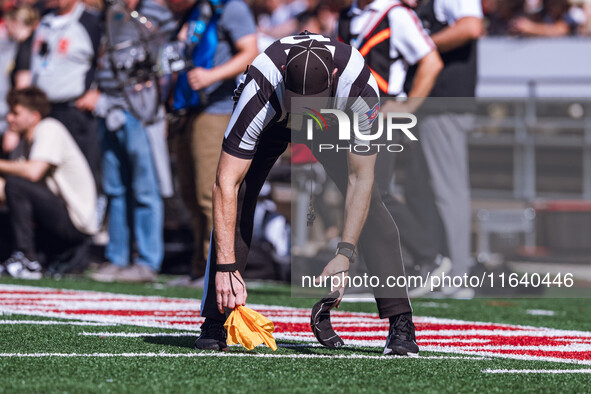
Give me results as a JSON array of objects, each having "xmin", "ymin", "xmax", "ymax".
[
  {"xmin": 311, "ymin": 291, "xmax": 344, "ymax": 349},
  {"xmin": 383, "ymin": 313, "xmax": 419, "ymax": 356},
  {"xmin": 194, "ymin": 318, "xmax": 228, "ymax": 351}
]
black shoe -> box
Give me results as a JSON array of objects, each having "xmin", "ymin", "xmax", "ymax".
[
  {"xmin": 383, "ymin": 313, "xmax": 419, "ymax": 356},
  {"xmin": 194, "ymin": 318, "xmax": 228, "ymax": 351}
]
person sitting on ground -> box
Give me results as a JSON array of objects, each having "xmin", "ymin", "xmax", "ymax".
[{"xmin": 0, "ymin": 87, "xmax": 97, "ymax": 279}]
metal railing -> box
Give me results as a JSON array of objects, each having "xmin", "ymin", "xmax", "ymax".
[{"xmin": 472, "ymin": 76, "xmax": 591, "ymax": 200}]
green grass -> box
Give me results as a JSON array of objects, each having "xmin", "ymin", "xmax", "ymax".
[
  {"xmin": 1, "ymin": 277, "xmax": 591, "ymax": 393},
  {"xmin": 2, "ymin": 352, "xmax": 588, "ymax": 393},
  {"xmin": 1, "ymin": 321, "xmax": 590, "ymax": 393}
]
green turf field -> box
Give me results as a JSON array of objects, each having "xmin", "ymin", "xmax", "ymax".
[{"xmin": 1, "ymin": 277, "xmax": 590, "ymax": 393}]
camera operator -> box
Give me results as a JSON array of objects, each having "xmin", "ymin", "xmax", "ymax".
[
  {"xmin": 29, "ymin": 0, "xmax": 101, "ymax": 183},
  {"xmin": 167, "ymin": 0, "xmax": 257, "ymax": 287},
  {"xmin": 83, "ymin": 0, "xmax": 176, "ymax": 283}
]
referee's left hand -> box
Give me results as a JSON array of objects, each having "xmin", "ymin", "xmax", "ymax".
[{"xmin": 315, "ymin": 254, "xmax": 350, "ymax": 309}]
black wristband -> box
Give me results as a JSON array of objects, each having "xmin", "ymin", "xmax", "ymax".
[
  {"xmin": 336, "ymin": 242, "xmax": 356, "ymax": 263},
  {"xmin": 337, "ymin": 242, "xmax": 356, "ymax": 251},
  {"xmin": 216, "ymin": 263, "xmax": 239, "ymax": 272}
]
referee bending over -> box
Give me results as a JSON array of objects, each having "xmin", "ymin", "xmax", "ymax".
[{"xmin": 197, "ymin": 32, "xmax": 418, "ymax": 356}]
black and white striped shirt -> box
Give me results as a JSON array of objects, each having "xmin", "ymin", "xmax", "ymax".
[{"xmin": 222, "ymin": 33, "xmax": 380, "ymax": 160}]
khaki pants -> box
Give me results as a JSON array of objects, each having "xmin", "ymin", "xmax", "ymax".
[{"xmin": 174, "ymin": 112, "xmax": 231, "ymax": 278}]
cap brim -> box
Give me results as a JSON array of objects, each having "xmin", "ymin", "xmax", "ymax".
[{"xmin": 284, "ymin": 88, "xmax": 331, "ymax": 114}]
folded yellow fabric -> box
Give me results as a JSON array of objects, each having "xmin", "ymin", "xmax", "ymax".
[{"xmin": 224, "ymin": 306, "xmax": 278, "ymax": 351}]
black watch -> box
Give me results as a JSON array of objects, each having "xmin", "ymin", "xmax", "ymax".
[{"xmin": 335, "ymin": 242, "xmax": 356, "ymax": 263}]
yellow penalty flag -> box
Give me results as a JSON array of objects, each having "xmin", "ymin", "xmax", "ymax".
[{"xmin": 224, "ymin": 305, "xmax": 278, "ymax": 351}]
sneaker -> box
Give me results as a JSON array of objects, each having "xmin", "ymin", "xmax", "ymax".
[
  {"xmin": 194, "ymin": 318, "xmax": 228, "ymax": 351},
  {"xmin": 111, "ymin": 264, "xmax": 157, "ymax": 283},
  {"xmin": 3, "ymin": 252, "xmax": 42, "ymax": 280},
  {"xmin": 438, "ymin": 285, "xmax": 475, "ymax": 300},
  {"xmin": 383, "ymin": 313, "xmax": 419, "ymax": 356},
  {"xmin": 88, "ymin": 262, "xmax": 122, "ymax": 283},
  {"xmin": 408, "ymin": 255, "xmax": 452, "ymax": 298}
]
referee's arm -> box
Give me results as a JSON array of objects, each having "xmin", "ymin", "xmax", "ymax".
[
  {"xmin": 341, "ymin": 151, "xmax": 377, "ymax": 248},
  {"xmin": 314, "ymin": 150, "xmax": 377, "ymax": 304},
  {"xmin": 212, "ymin": 152, "xmax": 252, "ymax": 312}
]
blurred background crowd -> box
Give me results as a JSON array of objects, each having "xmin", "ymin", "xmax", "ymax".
[{"xmin": 0, "ymin": 0, "xmax": 590, "ymax": 296}]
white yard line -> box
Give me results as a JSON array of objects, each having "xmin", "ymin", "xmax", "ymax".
[
  {"xmin": 0, "ymin": 320, "xmax": 116, "ymax": 326},
  {"xmin": 483, "ymin": 369, "xmax": 591, "ymax": 374},
  {"xmin": 419, "ymin": 346, "xmax": 591, "ymax": 366},
  {"xmin": 526, "ymin": 309, "xmax": 556, "ymax": 316},
  {"xmin": 75, "ymin": 332, "xmax": 490, "ymax": 345},
  {"xmin": 0, "ymin": 352, "xmax": 488, "ymax": 361},
  {"xmin": 80, "ymin": 332, "xmax": 196, "ymax": 337}
]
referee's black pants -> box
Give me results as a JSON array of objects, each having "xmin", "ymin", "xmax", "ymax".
[{"xmin": 202, "ymin": 126, "xmax": 412, "ymax": 322}]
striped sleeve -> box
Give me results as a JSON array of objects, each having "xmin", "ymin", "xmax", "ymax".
[
  {"xmin": 334, "ymin": 45, "xmax": 381, "ymax": 154},
  {"xmin": 349, "ymin": 69, "xmax": 381, "ymax": 155},
  {"xmin": 222, "ymin": 54, "xmax": 284, "ymax": 159}
]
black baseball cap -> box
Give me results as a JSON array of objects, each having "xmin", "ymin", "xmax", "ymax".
[{"xmin": 284, "ymin": 39, "xmax": 335, "ymax": 113}]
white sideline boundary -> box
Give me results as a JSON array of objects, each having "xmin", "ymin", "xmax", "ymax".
[
  {"xmin": 0, "ymin": 352, "xmax": 488, "ymax": 361},
  {"xmin": 0, "ymin": 320, "xmax": 116, "ymax": 326},
  {"xmin": 483, "ymin": 369, "xmax": 591, "ymax": 374},
  {"xmin": 80, "ymin": 332, "xmax": 196, "ymax": 337},
  {"xmin": 76, "ymin": 332, "xmax": 488, "ymax": 344}
]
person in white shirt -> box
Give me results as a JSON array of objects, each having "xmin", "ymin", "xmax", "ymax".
[
  {"xmin": 0, "ymin": 87, "xmax": 97, "ymax": 279},
  {"xmin": 339, "ymin": 0, "xmax": 450, "ymax": 297},
  {"xmin": 404, "ymin": 0, "xmax": 483, "ymax": 297}
]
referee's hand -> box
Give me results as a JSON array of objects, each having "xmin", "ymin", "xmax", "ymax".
[
  {"xmin": 315, "ymin": 255, "xmax": 350, "ymax": 309},
  {"xmin": 215, "ymin": 270, "xmax": 247, "ymax": 314}
]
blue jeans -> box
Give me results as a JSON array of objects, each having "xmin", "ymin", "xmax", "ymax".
[{"xmin": 100, "ymin": 112, "xmax": 163, "ymax": 271}]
